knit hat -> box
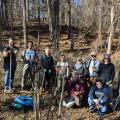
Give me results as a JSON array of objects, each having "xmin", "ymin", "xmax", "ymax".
[
  {"xmin": 90, "ymin": 52, "xmax": 97, "ymax": 56},
  {"xmin": 104, "ymin": 54, "xmax": 110, "ymax": 59}
]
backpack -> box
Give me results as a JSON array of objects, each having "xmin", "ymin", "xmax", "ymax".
[
  {"xmin": 12, "ymin": 96, "xmax": 33, "ymax": 110},
  {"xmin": 23, "ymin": 49, "xmax": 37, "ymax": 63}
]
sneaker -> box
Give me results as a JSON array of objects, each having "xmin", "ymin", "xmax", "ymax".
[
  {"xmin": 54, "ymin": 90, "xmax": 57, "ymax": 96},
  {"xmin": 98, "ymin": 109, "xmax": 103, "ymax": 119},
  {"xmin": 89, "ymin": 108, "xmax": 94, "ymax": 113},
  {"xmin": 7, "ymin": 89, "xmax": 14, "ymax": 93},
  {"xmin": 4, "ymin": 89, "xmax": 8, "ymax": 93}
]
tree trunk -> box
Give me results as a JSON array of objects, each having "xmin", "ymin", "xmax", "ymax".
[
  {"xmin": 96, "ymin": 0, "xmax": 102, "ymax": 52},
  {"xmin": 26, "ymin": 0, "xmax": 29, "ymax": 21},
  {"xmin": 107, "ymin": 0, "xmax": 114, "ymax": 54},
  {"xmin": 67, "ymin": 0, "xmax": 72, "ymax": 39},
  {"xmin": 10, "ymin": 0, "xmax": 13, "ymax": 38},
  {"xmin": 23, "ymin": 0, "xmax": 27, "ymax": 48},
  {"xmin": 92, "ymin": 0, "xmax": 97, "ymax": 33},
  {"xmin": 32, "ymin": 0, "xmax": 36, "ymax": 19},
  {"xmin": 0, "ymin": 0, "xmax": 2, "ymax": 45},
  {"xmin": 37, "ymin": 0, "xmax": 40, "ymax": 46},
  {"xmin": 47, "ymin": 0, "xmax": 60, "ymax": 51}
]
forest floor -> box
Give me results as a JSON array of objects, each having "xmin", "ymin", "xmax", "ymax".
[{"xmin": 0, "ymin": 24, "xmax": 120, "ymax": 120}]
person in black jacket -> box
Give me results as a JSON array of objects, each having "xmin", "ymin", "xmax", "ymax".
[
  {"xmin": 118, "ymin": 67, "xmax": 120, "ymax": 96},
  {"xmin": 40, "ymin": 47, "xmax": 55, "ymax": 91},
  {"xmin": 98, "ymin": 54, "xmax": 115, "ymax": 87},
  {"xmin": 3, "ymin": 38, "xmax": 18, "ymax": 93}
]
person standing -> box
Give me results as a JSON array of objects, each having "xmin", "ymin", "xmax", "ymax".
[
  {"xmin": 40, "ymin": 47, "xmax": 54, "ymax": 91},
  {"xmin": 98, "ymin": 54, "xmax": 115, "ymax": 87},
  {"xmin": 87, "ymin": 52, "xmax": 100, "ymax": 85},
  {"xmin": 3, "ymin": 38, "xmax": 18, "ymax": 93},
  {"xmin": 54, "ymin": 55, "xmax": 69, "ymax": 95},
  {"xmin": 21, "ymin": 41, "xmax": 38, "ymax": 91}
]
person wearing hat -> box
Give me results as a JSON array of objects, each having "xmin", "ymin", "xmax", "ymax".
[
  {"xmin": 54, "ymin": 55, "xmax": 69, "ymax": 96},
  {"xmin": 87, "ymin": 52, "xmax": 100, "ymax": 85},
  {"xmin": 72, "ymin": 58, "xmax": 85, "ymax": 82},
  {"xmin": 98, "ymin": 54, "xmax": 115, "ymax": 87}
]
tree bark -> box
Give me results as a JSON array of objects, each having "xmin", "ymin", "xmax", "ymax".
[
  {"xmin": 23, "ymin": 0, "xmax": 27, "ymax": 48},
  {"xmin": 96, "ymin": 0, "xmax": 102, "ymax": 52},
  {"xmin": 47, "ymin": 0, "xmax": 60, "ymax": 51},
  {"xmin": 67, "ymin": 0, "xmax": 72, "ymax": 39},
  {"xmin": 37, "ymin": 0, "xmax": 40, "ymax": 46},
  {"xmin": 107, "ymin": 0, "xmax": 114, "ymax": 54}
]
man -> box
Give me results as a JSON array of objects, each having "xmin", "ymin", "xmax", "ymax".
[
  {"xmin": 88, "ymin": 80, "xmax": 111, "ymax": 119},
  {"xmin": 3, "ymin": 38, "xmax": 18, "ymax": 93},
  {"xmin": 87, "ymin": 52, "xmax": 100, "ymax": 85},
  {"xmin": 72, "ymin": 57, "xmax": 85, "ymax": 82},
  {"xmin": 54, "ymin": 55, "xmax": 69, "ymax": 96},
  {"xmin": 21, "ymin": 41, "xmax": 38, "ymax": 91},
  {"xmin": 40, "ymin": 47, "xmax": 54, "ymax": 91}
]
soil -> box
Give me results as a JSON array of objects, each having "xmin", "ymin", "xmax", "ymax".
[{"xmin": 0, "ymin": 24, "xmax": 120, "ymax": 120}]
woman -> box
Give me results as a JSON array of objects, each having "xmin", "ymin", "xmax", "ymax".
[
  {"xmin": 63, "ymin": 79, "xmax": 84, "ymax": 108},
  {"xmin": 98, "ymin": 54, "xmax": 115, "ymax": 87}
]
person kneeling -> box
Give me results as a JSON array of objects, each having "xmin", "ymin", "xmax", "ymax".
[
  {"xmin": 88, "ymin": 79, "xmax": 111, "ymax": 118},
  {"xmin": 63, "ymin": 79, "xmax": 84, "ymax": 108}
]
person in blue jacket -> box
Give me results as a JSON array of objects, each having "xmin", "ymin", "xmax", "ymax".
[{"xmin": 88, "ymin": 79, "xmax": 111, "ymax": 118}]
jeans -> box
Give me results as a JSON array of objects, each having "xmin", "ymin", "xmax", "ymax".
[
  {"xmin": 88, "ymin": 97, "xmax": 107, "ymax": 113},
  {"xmin": 4, "ymin": 63, "xmax": 16, "ymax": 89}
]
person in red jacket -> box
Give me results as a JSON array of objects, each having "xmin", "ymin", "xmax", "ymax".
[{"xmin": 63, "ymin": 79, "xmax": 85, "ymax": 108}]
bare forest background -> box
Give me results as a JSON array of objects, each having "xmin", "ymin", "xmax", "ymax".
[
  {"xmin": 1, "ymin": 0, "xmax": 120, "ymax": 120},
  {"xmin": 0, "ymin": 0, "xmax": 120, "ymax": 53}
]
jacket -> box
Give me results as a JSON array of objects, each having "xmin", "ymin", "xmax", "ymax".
[{"xmin": 98, "ymin": 63, "xmax": 115, "ymax": 83}]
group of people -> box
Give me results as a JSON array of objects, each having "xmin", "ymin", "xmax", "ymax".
[{"xmin": 2, "ymin": 38, "xmax": 120, "ymax": 119}]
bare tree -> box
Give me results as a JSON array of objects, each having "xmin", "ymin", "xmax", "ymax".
[
  {"xmin": 23, "ymin": 0, "xmax": 27, "ymax": 48},
  {"xmin": 96, "ymin": 0, "xmax": 102, "ymax": 52},
  {"xmin": 107, "ymin": 0, "xmax": 115, "ymax": 54},
  {"xmin": 37, "ymin": 0, "xmax": 41, "ymax": 46},
  {"xmin": 47, "ymin": 0, "xmax": 60, "ymax": 50},
  {"xmin": 67, "ymin": 0, "xmax": 72, "ymax": 39}
]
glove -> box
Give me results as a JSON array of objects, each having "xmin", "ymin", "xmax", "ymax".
[
  {"xmin": 44, "ymin": 69, "xmax": 47, "ymax": 72},
  {"xmin": 48, "ymin": 70, "xmax": 51, "ymax": 73},
  {"xmin": 106, "ymin": 80, "xmax": 112, "ymax": 87}
]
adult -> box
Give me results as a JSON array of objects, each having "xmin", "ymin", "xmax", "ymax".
[
  {"xmin": 21, "ymin": 41, "xmax": 38, "ymax": 90},
  {"xmin": 40, "ymin": 47, "xmax": 54, "ymax": 91},
  {"xmin": 72, "ymin": 57, "xmax": 85, "ymax": 82},
  {"xmin": 88, "ymin": 80, "xmax": 111, "ymax": 118},
  {"xmin": 54, "ymin": 55, "xmax": 69, "ymax": 96},
  {"xmin": 63, "ymin": 79, "xmax": 84, "ymax": 108},
  {"xmin": 87, "ymin": 52, "xmax": 100, "ymax": 84},
  {"xmin": 98, "ymin": 54, "xmax": 115, "ymax": 87},
  {"xmin": 3, "ymin": 38, "xmax": 18, "ymax": 92}
]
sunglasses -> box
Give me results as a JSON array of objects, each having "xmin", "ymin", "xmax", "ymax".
[
  {"xmin": 91, "ymin": 55, "xmax": 96, "ymax": 57},
  {"xmin": 104, "ymin": 58, "xmax": 109, "ymax": 59}
]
